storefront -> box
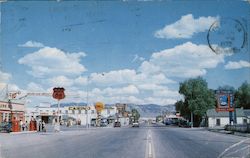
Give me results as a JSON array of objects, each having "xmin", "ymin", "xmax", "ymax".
[
  {"xmin": 0, "ymin": 101, "xmax": 11, "ymax": 123},
  {"xmin": 0, "ymin": 100, "xmax": 25, "ymax": 123}
]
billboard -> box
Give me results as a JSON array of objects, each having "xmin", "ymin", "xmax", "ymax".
[{"xmin": 215, "ymin": 90, "xmax": 234, "ymax": 112}]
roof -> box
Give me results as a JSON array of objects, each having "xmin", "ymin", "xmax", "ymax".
[{"xmin": 206, "ymin": 108, "xmax": 246, "ymax": 117}]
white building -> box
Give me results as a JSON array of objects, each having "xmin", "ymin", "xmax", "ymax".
[
  {"xmin": 206, "ymin": 108, "xmax": 250, "ymax": 128},
  {"xmin": 25, "ymin": 105, "xmax": 117, "ymax": 126}
]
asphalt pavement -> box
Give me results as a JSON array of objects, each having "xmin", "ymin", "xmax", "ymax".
[{"xmin": 0, "ymin": 123, "xmax": 249, "ymax": 158}]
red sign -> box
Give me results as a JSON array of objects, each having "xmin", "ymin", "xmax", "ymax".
[{"xmin": 52, "ymin": 87, "xmax": 65, "ymax": 100}]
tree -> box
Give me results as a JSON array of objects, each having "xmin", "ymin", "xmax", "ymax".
[
  {"xmin": 235, "ymin": 81, "xmax": 250, "ymax": 109},
  {"xmin": 218, "ymin": 85, "xmax": 236, "ymax": 93},
  {"xmin": 131, "ymin": 109, "xmax": 140, "ymax": 122},
  {"xmin": 175, "ymin": 100, "xmax": 190, "ymax": 119},
  {"xmin": 179, "ymin": 77, "xmax": 216, "ymax": 126}
]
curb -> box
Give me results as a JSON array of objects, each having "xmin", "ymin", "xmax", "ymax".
[
  {"xmin": 10, "ymin": 131, "xmax": 37, "ymax": 135},
  {"xmin": 208, "ymin": 129, "xmax": 250, "ymax": 138}
]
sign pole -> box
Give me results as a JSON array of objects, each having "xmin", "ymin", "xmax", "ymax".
[
  {"xmin": 52, "ymin": 87, "xmax": 65, "ymax": 132},
  {"xmin": 57, "ymin": 99, "xmax": 60, "ymax": 132}
]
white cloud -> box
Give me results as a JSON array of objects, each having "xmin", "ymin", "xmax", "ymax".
[
  {"xmin": 153, "ymin": 88, "xmax": 180, "ymax": 98},
  {"xmin": 137, "ymin": 83, "xmax": 164, "ymax": 91},
  {"xmin": 90, "ymin": 69, "xmax": 136, "ymax": 85},
  {"xmin": 144, "ymin": 97, "xmax": 177, "ymax": 105},
  {"xmin": 27, "ymin": 82, "xmax": 45, "ymax": 92},
  {"xmin": 225, "ymin": 60, "xmax": 250, "ymax": 69},
  {"xmin": 139, "ymin": 42, "xmax": 228, "ymax": 78},
  {"xmin": 18, "ymin": 47, "xmax": 87, "ymax": 78},
  {"xmin": 74, "ymin": 76, "xmax": 88, "ymax": 86},
  {"xmin": 0, "ymin": 70, "xmax": 11, "ymax": 82},
  {"xmin": 90, "ymin": 69, "xmax": 175, "ymax": 86},
  {"xmin": 91, "ymin": 85, "xmax": 139, "ymax": 97},
  {"xmin": 47, "ymin": 76, "xmax": 74, "ymax": 87},
  {"xmin": 18, "ymin": 41, "xmax": 45, "ymax": 48},
  {"xmin": 154, "ymin": 14, "xmax": 219, "ymax": 39},
  {"xmin": 132, "ymin": 54, "xmax": 145, "ymax": 63}
]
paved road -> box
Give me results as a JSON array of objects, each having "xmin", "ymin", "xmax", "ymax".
[{"xmin": 0, "ymin": 124, "xmax": 249, "ymax": 158}]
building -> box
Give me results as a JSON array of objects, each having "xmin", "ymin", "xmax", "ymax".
[
  {"xmin": 25, "ymin": 105, "xmax": 117, "ymax": 126},
  {"xmin": 0, "ymin": 99, "xmax": 25, "ymax": 123},
  {"xmin": 115, "ymin": 103, "xmax": 130, "ymax": 126},
  {"xmin": 206, "ymin": 108, "xmax": 250, "ymax": 128}
]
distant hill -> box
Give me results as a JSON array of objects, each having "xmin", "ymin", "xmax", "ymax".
[
  {"xmin": 127, "ymin": 104, "xmax": 175, "ymax": 118},
  {"xmin": 51, "ymin": 102, "xmax": 175, "ymax": 118}
]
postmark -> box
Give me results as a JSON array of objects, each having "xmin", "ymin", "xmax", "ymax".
[{"xmin": 207, "ymin": 18, "xmax": 247, "ymax": 54}]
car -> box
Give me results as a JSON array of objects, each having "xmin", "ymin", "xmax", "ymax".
[
  {"xmin": 100, "ymin": 121, "xmax": 108, "ymax": 127},
  {"xmin": 113, "ymin": 121, "xmax": 121, "ymax": 127},
  {"xmin": 178, "ymin": 120, "xmax": 191, "ymax": 128},
  {"xmin": 132, "ymin": 122, "xmax": 139, "ymax": 127},
  {"xmin": 0, "ymin": 122, "xmax": 12, "ymax": 133}
]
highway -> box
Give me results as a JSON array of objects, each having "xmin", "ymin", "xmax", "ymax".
[{"xmin": 0, "ymin": 123, "xmax": 249, "ymax": 158}]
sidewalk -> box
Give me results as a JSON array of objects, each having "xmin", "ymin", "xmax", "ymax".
[{"xmin": 208, "ymin": 128, "xmax": 250, "ymax": 138}]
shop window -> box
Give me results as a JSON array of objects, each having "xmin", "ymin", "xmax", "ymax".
[
  {"xmin": 78, "ymin": 110, "xmax": 81, "ymax": 114},
  {"xmin": 243, "ymin": 119, "xmax": 248, "ymax": 124},
  {"xmin": 72, "ymin": 110, "xmax": 75, "ymax": 114},
  {"xmin": 216, "ymin": 119, "xmax": 220, "ymax": 126}
]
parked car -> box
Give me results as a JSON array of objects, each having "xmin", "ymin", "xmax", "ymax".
[
  {"xmin": 132, "ymin": 122, "xmax": 139, "ymax": 127},
  {"xmin": 0, "ymin": 122, "xmax": 12, "ymax": 133},
  {"xmin": 178, "ymin": 120, "xmax": 191, "ymax": 128},
  {"xmin": 100, "ymin": 121, "xmax": 108, "ymax": 127},
  {"xmin": 164, "ymin": 119, "xmax": 173, "ymax": 125},
  {"xmin": 114, "ymin": 121, "xmax": 121, "ymax": 127}
]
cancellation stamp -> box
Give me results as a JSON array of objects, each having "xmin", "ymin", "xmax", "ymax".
[{"xmin": 207, "ymin": 18, "xmax": 248, "ymax": 54}]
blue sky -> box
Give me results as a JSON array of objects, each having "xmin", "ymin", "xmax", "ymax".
[{"xmin": 0, "ymin": 1, "xmax": 249, "ymax": 106}]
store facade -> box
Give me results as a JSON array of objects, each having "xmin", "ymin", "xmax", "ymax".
[{"xmin": 0, "ymin": 99, "xmax": 25, "ymax": 123}]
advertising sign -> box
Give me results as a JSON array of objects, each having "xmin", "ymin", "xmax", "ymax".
[
  {"xmin": 52, "ymin": 87, "xmax": 65, "ymax": 100},
  {"xmin": 95, "ymin": 102, "xmax": 104, "ymax": 112},
  {"xmin": 216, "ymin": 90, "xmax": 234, "ymax": 112},
  {"xmin": 68, "ymin": 106, "xmax": 90, "ymax": 111}
]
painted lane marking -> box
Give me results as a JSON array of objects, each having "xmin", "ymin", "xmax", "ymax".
[
  {"xmin": 225, "ymin": 145, "xmax": 250, "ymax": 157},
  {"xmin": 218, "ymin": 138, "xmax": 250, "ymax": 158},
  {"xmin": 145, "ymin": 129, "xmax": 155, "ymax": 158}
]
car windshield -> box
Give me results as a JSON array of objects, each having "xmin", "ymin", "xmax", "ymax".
[{"xmin": 0, "ymin": 1, "xmax": 249, "ymax": 158}]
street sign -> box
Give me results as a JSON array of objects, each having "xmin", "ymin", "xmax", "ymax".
[
  {"xmin": 95, "ymin": 102, "xmax": 104, "ymax": 112},
  {"xmin": 215, "ymin": 90, "xmax": 234, "ymax": 112},
  {"xmin": 52, "ymin": 87, "xmax": 65, "ymax": 100}
]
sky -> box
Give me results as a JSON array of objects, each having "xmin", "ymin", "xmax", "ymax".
[{"xmin": 0, "ymin": 1, "xmax": 249, "ymax": 107}]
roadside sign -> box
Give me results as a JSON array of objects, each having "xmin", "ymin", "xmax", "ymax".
[
  {"xmin": 95, "ymin": 102, "xmax": 104, "ymax": 112},
  {"xmin": 52, "ymin": 87, "xmax": 65, "ymax": 100},
  {"xmin": 68, "ymin": 106, "xmax": 90, "ymax": 110},
  {"xmin": 215, "ymin": 90, "xmax": 234, "ymax": 112}
]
